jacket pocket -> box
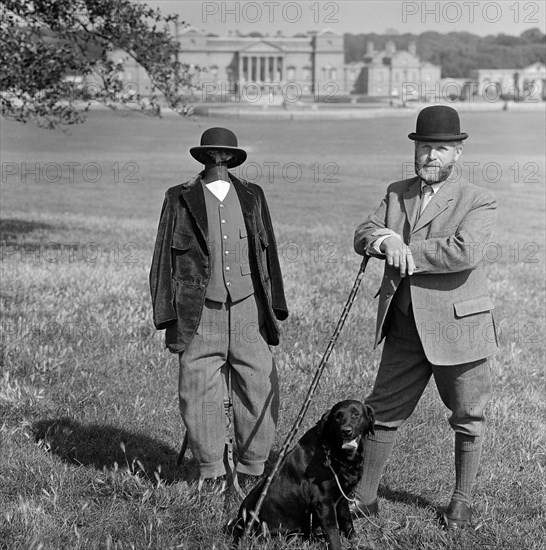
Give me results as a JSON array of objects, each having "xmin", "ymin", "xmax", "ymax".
[
  {"xmin": 430, "ymin": 227, "xmax": 458, "ymax": 238},
  {"xmin": 171, "ymin": 231, "xmax": 193, "ymax": 251},
  {"xmin": 454, "ymin": 296, "xmax": 494, "ymax": 318},
  {"xmin": 240, "ymin": 264, "xmax": 251, "ymax": 276}
]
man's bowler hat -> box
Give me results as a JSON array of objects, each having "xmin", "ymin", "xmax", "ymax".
[
  {"xmin": 408, "ymin": 106, "xmax": 468, "ymax": 142},
  {"xmin": 190, "ymin": 127, "xmax": 247, "ymax": 168}
]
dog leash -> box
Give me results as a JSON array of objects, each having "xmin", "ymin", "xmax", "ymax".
[
  {"xmin": 243, "ymin": 255, "xmax": 371, "ymax": 538},
  {"xmin": 322, "ymin": 443, "xmax": 383, "ymax": 530},
  {"xmin": 322, "ymin": 446, "xmax": 358, "ymax": 505}
]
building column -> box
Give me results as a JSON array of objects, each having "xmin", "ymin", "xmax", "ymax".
[
  {"xmin": 268, "ymin": 56, "xmax": 274, "ymax": 82},
  {"xmin": 242, "ymin": 56, "xmax": 248, "ymax": 82},
  {"xmin": 260, "ymin": 56, "xmax": 266, "ymax": 83}
]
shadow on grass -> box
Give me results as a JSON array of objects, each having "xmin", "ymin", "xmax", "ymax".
[
  {"xmin": 379, "ymin": 485, "xmax": 438, "ymax": 511},
  {"xmin": 32, "ymin": 417, "xmax": 198, "ymax": 483},
  {"xmin": 0, "ymin": 219, "xmax": 56, "ymax": 243}
]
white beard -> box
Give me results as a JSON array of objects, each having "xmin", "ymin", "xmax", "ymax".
[{"xmin": 415, "ymin": 163, "xmax": 453, "ymax": 184}]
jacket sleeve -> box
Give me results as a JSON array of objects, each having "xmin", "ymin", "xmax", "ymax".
[
  {"xmin": 410, "ymin": 190, "xmax": 497, "ymax": 274},
  {"xmin": 149, "ymin": 194, "xmax": 177, "ymax": 330},
  {"xmin": 354, "ymin": 193, "xmax": 390, "ymax": 258},
  {"xmin": 259, "ymin": 188, "xmax": 288, "ymax": 321}
]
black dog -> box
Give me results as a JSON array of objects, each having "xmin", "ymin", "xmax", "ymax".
[{"xmin": 231, "ymin": 399, "xmax": 374, "ymax": 550}]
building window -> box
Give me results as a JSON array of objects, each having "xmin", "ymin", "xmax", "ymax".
[
  {"xmin": 210, "ymin": 65, "xmax": 219, "ymax": 82},
  {"xmin": 287, "ymin": 66, "xmax": 296, "ymax": 80},
  {"xmin": 303, "ymin": 66, "xmax": 311, "ymax": 81}
]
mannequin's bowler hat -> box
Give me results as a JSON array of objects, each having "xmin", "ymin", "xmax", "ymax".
[{"xmin": 190, "ymin": 127, "xmax": 247, "ymax": 168}]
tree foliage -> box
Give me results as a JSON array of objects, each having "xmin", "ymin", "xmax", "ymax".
[
  {"xmin": 344, "ymin": 29, "xmax": 546, "ymax": 78},
  {"xmin": 0, "ymin": 0, "xmax": 196, "ymax": 128}
]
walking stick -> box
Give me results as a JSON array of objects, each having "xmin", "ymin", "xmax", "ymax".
[{"xmin": 243, "ymin": 255, "xmax": 371, "ymax": 538}]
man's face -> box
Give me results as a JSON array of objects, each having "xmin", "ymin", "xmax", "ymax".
[
  {"xmin": 206, "ymin": 150, "xmax": 234, "ymax": 164},
  {"xmin": 414, "ymin": 141, "xmax": 462, "ymax": 184}
]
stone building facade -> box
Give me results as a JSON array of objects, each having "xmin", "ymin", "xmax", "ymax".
[
  {"xmin": 95, "ymin": 31, "xmax": 545, "ymax": 104},
  {"xmin": 176, "ymin": 26, "xmax": 347, "ymax": 100},
  {"xmin": 347, "ymin": 40, "xmax": 441, "ymax": 100},
  {"xmin": 470, "ymin": 63, "xmax": 546, "ymax": 100}
]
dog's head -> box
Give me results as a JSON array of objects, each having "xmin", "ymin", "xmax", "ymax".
[{"xmin": 319, "ymin": 400, "xmax": 375, "ymax": 458}]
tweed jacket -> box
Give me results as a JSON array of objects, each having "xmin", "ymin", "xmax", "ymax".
[
  {"xmin": 150, "ymin": 173, "xmax": 288, "ymax": 354},
  {"xmin": 354, "ymin": 175, "xmax": 498, "ymax": 366}
]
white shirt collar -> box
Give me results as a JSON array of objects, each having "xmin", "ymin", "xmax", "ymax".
[{"xmin": 420, "ymin": 180, "xmax": 446, "ymax": 194}]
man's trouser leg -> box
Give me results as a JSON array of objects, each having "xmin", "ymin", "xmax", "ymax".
[
  {"xmin": 355, "ymin": 305, "xmax": 432, "ymax": 504},
  {"xmin": 432, "ymin": 359, "xmax": 492, "ymax": 506},
  {"xmin": 178, "ymin": 300, "xmax": 229, "ymax": 479},
  {"xmin": 227, "ymin": 294, "xmax": 279, "ymax": 476}
]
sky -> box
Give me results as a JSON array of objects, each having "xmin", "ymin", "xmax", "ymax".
[{"xmin": 140, "ymin": 0, "xmax": 546, "ymax": 37}]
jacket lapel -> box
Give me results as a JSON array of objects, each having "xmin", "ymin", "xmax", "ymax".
[
  {"xmin": 230, "ymin": 174, "xmax": 256, "ymax": 227},
  {"xmin": 412, "ymin": 179, "xmax": 456, "ymax": 233},
  {"xmin": 179, "ymin": 173, "xmax": 208, "ymax": 243},
  {"xmin": 403, "ymin": 177, "xmax": 421, "ymax": 233}
]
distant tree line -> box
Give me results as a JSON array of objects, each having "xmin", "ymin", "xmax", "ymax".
[{"xmin": 344, "ymin": 29, "xmax": 546, "ymax": 77}]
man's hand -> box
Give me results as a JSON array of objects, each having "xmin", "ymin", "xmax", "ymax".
[{"xmin": 380, "ymin": 236, "xmax": 415, "ymax": 276}]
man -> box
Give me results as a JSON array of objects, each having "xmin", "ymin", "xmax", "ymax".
[
  {"xmin": 353, "ymin": 106, "xmax": 498, "ymax": 529},
  {"xmin": 150, "ymin": 127, "xmax": 288, "ymax": 486}
]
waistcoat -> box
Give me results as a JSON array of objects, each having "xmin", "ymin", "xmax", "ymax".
[{"xmin": 203, "ymin": 185, "xmax": 254, "ymax": 303}]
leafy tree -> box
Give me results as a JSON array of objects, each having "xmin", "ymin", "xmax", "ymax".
[{"xmin": 0, "ymin": 0, "xmax": 196, "ymax": 128}]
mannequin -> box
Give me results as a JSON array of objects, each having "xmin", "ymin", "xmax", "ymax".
[
  {"xmin": 203, "ymin": 150, "xmax": 233, "ymax": 183},
  {"xmin": 203, "ymin": 151, "xmax": 233, "ymax": 201},
  {"xmin": 150, "ymin": 127, "xmax": 288, "ymax": 487}
]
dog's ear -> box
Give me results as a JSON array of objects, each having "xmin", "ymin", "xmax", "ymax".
[
  {"xmin": 364, "ymin": 404, "xmax": 375, "ymax": 435},
  {"xmin": 317, "ymin": 410, "xmax": 330, "ymax": 436}
]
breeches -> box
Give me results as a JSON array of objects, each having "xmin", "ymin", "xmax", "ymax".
[
  {"xmin": 178, "ymin": 294, "xmax": 278, "ymax": 477},
  {"xmin": 367, "ymin": 305, "xmax": 492, "ymax": 437}
]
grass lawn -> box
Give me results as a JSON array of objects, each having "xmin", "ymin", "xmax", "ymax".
[{"xmin": 1, "ymin": 109, "xmax": 545, "ymax": 549}]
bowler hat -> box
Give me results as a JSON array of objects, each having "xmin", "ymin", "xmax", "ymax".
[
  {"xmin": 190, "ymin": 127, "xmax": 247, "ymax": 168},
  {"xmin": 408, "ymin": 106, "xmax": 468, "ymax": 142}
]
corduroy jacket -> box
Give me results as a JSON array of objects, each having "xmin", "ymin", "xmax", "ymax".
[{"xmin": 150, "ymin": 173, "xmax": 288, "ymax": 353}]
